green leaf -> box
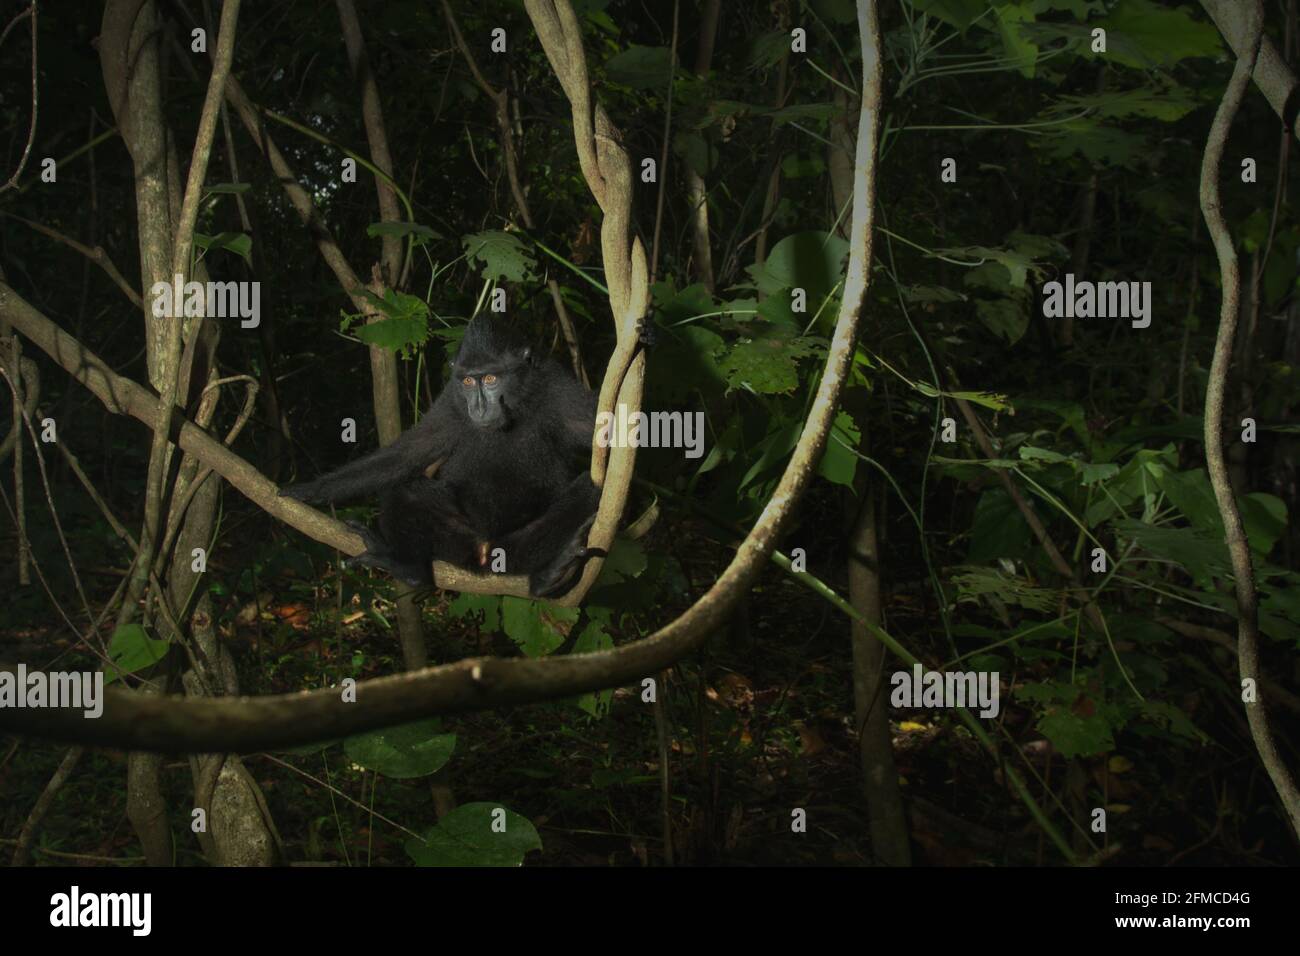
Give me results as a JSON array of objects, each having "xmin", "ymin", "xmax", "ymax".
[
  {"xmin": 1038, "ymin": 708, "xmax": 1114, "ymax": 758},
  {"xmin": 753, "ymin": 294, "xmax": 799, "ymax": 331},
  {"xmin": 1037, "ymin": 118, "xmax": 1147, "ymax": 169},
  {"xmin": 598, "ymin": 536, "xmax": 648, "ymax": 583},
  {"xmin": 1241, "ymin": 493, "xmax": 1287, "ymax": 557},
  {"xmin": 194, "ymin": 231, "xmax": 252, "ymax": 265},
  {"xmin": 1100, "ymin": 0, "xmax": 1223, "ymax": 69},
  {"xmin": 343, "ymin": 719, "xmax": 455, "ymax": 778},
  {"xmin": 739, "ymin": 421, "xmax": 801, "ymax": 493},
  {"xmin": 354, "ymin": 314, "xmax": 428, "ymax": 353},
  {"xmin": 1079, "ymin": 462, "xmax": 1119, "ymax": 486},
  {"xmin": 573, "ymin": 621, "xmax": 615, "ymax": 716},
  {"xmin": 1111, "ymin": 519, "xmax": 1230, "ymax": 589},
  {"xmin": 948, "ymin": 389, "xmax": 1010, "ymax": 411},
  {"xmin": 448, "ymin": 591, "xmax": 502, "ymax": 631},
  {"xmin": 721, "ymin": 334, "xmax": 824, "ymax": 394},
  {"xmin": 652, "ymin": 281, "xmax": 714, "ymax": 323},
  {"xmin": 501, "ymin": 598, "xmax": 578, "ymax": 657},
  {"xmin": 605, "ymin": 45, "xmax": 674, "ymax": 89},
  {"xmin": 967, "ymin": 489, "xmax": 1032, "ymax": 562},
  {"xmin": 405, "ymin": 803, "xmax": 542, "ymax": 866},
  {"xmin": 818, "ymin": 412, "xmax": 861, "ymax": 487},
  {"xmin": 462, "ymin": 230, "xmax": 536, "ymax": 282},
  {"xmin": 348, "ymin": 288, "xmax": 431, "ymax": 354},
  {"xmin": 761, "ymin": 231, "xmax": 850, "ymax": 297},
  {"xmin": 1155, "ymin": 468, "xmax": 1221, "ymax": 533},
  {"xmin": 908, "ymin": 0, "xmax": 991, "ymax": 31},
  {"xmin": 975, "ymin": 297, "xmax": 1029, "ymax": 345},
  {"xmin": 1018, "ymin": 445, "xmax": 1070, "ymax": 464},
  {"xmin": 105, "ymin": 624, "xmax": 169, "ymax": 685},
  {"xmin": 972, "ymin": 234, "xmax": 1064, "ymax": 287},
  {"xmin": 1113, "ymin": 446, "xmax": 1176, "ymax": 506},
  {"xmin": 994, "ymin": 4, "xmax": 1039, "ymax": 78},
  {"xmin": 1055, "ymin": 86, "xmax": 1199, "ymax": 123},
  {"xmin": 953, "ymin": 566, "xmax": 1057, "ymax": 613}
]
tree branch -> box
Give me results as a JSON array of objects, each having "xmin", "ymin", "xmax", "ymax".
[{"xmin": 1198, "ymin": 0, "xmax": 1300, "ymax": 836}]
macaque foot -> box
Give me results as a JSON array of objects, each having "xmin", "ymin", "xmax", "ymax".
[
  {"xmin": 339, "ymin": 523, "xmax": 429, "ymax": 586},
  {"xmin": 529, "ymin": 517, "xmax": 606, "ymax": 599},
  {"xmin": 344, "ymin": 550, "xmax": 429, "ymax": 587}
]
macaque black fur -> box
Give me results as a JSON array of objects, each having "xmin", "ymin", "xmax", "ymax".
[{"xmin": 280, "ymin": 315, "xmax": 603, "ymax": 598}]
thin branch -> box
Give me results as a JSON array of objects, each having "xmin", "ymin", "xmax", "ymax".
[
  {"xmin": 0, "ymin": 213, "xmax": 143, "ymax": 308},
  {"xmin": 1198, "ymin": 0, "xmax": 1300, "ymax": 836},
  {"xmin": 649, "ymin": 0, "xmax": 679, "ymax": 282},
  {"xmin": 12, "ymin": 747, "xmax": 83, "ymax": 866},
  {"xmin": 0, "ymin": 2, "xmax": 38, "ymax": 193}
]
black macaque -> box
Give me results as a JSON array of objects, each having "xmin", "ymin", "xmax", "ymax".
[{"xmin": 280, "ymin": 315, "xmax": 604, "ymax": 598}]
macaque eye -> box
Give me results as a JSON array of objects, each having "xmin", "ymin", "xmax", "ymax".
[
  {"xmin": 483, "ymin": 374, "xmax": 498, "ymax": 386},
  {"xmin": 462, "ymin": 376, "xmax": 475, "ymax": 387}
]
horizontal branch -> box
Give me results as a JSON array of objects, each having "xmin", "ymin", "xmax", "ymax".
[{"xmin": 0, "ymin": 282, "xmax": 361, "ymax": 558}]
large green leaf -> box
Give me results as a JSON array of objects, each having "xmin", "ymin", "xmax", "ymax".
[
  {"xmin": 760, "ymin": 231, "xmax": 850, "ymax": 297},
  {"xmin": 721, "ymin": 334, "xmax": 824, "ymax": 394},
  {"xmin": 967, "ymin": 488, "xmax": 1032, "ymax": 562},
  {"xmin": 1241, "ymin": 493, "xmax": 1287, "ymax": 557},
  {"xmin": 975, "ymin": 297, "xmax": 1029, "ymax": 345},
  {"xmin": 1055, "ymin": 86, "xmax": 1199, "ymax": 123},
  {"xmin": 1155, "ymin": 468, "xmax": 1221, "ymax": 533},
  {"xmin": 1111, "ymin": 519, "xmax": 1230, "ymax": 588},
  {"xmin": 405, "ymin": 803, "xmax": 541, "ymax": 866},
  {"xmin": 1038, "ymin": 118, "xmax": 1147, "ymax": 168},
  {"xmin": 462, "ymin": 230, "xmax": 536, "ymax": 282},
  {"xmin": 1038, "ymin": 708, "xmax": 1114, "ymax": 758},
  {"xmin": 105, "ymin": 624, "xmax": 169, "ymax": 685},
  {"xmin": 344, "ymin": 719, "xmax": 455, "ymax": 779},
  {"xmin": 1100, "ymin": 0, "xmax": 1223, "ymax": 69},
  {"xmin": 501, "ymin": 598, "xmax": 579, "ymax": 657}
]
